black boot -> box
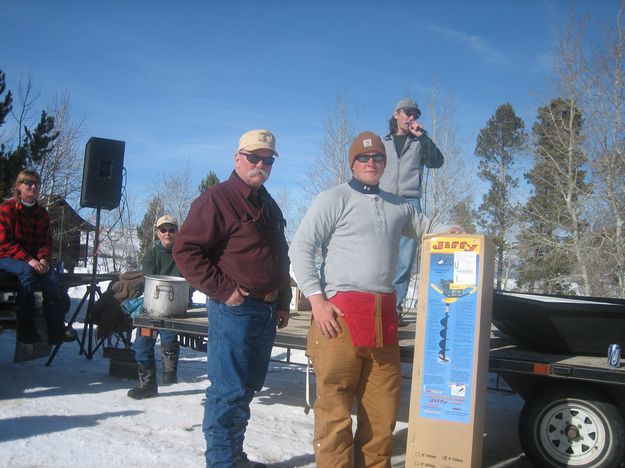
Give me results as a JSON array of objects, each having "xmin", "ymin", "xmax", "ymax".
[
  {"xmin": 127, "ymin": 364, "xmax": 158, "ymax": 399},
  {"xmin": 16, "ymin": 296, "xmax": 41, "ymax": 344},
  {"xmin": 17, "ymin": 318, "xmax": 41, "ymax": 344},
  {"xmin": 44, "ymin": 298, "xmax": 67, "ymax": 345},
  {"xmin": 234, "ymin": 452, "xmax": 267, "ymax": 468},
  {"xmin": 161, "ymin": 342, "xmax": 180, "ymax": 385},
  {"xmin": 63, "ymin": 326, "xmax": 78, "ymax": 342},
  {"xmin": 47, "ymin": 324, "xmax": 78, "ymax": 345}
]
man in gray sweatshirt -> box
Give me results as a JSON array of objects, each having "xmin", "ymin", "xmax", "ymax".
[
  {"xmin": 290, "ymin": 131, "xmax": 461, "ymax": 467},
  {"xmin": 379, "ymin": 98, "xmax": 445, "ymax": 323}
]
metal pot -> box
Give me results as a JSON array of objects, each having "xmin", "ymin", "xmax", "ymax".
[{"xmin": 143, "ymin": 275, "xmax": 190, "ymax": 318}]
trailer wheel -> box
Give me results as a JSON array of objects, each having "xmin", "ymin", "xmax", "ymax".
[{"xmin": 519, "ymin": 385, "xmax": 625, "ymax": 467}]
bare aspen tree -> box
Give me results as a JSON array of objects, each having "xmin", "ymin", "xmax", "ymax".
[
  {"xmin": 273, "ymin": 189, "xmax": 296, "ymax": 241},
  {"xmin": 152, "ymin": 160, "xmax": 197, "ymax": 226},
  {"xmin": 520, "ymin": 4, "xmax": 625, "ymax": 297},
  {"xmin": 423, "ymin": 84, "xmax": 472, "ymax": 225},
  {"xmin": 9, "ymin": 70, "xmax": 41, "ymax": 146},
  {"xmin": 1, "ymin": 74, "xmax": 82, "ymax": 201},
  {"xmin": 554, "ymin": 20, "xmax": 594, "ymax": 295},
  {"xmin": 39, "ymin": 92, "xmax": 84, "ymax": 203},
  {"xmin": 119, "ymin": 189, "xmax": 141, "ymax": 270},
  {"xmin": 520, "ymin": 18, "xmax": 593, "ymax": 295},
  {"xmin": 303, "ymin": 93, "xmax": 358, "ymax": 199},
  {"xmin": 581, "ymin": 4, "xmax": 625, "ymax": 296},
  {"xmin": 1, "ymin": 70, "xmax": 59, "ymax": 197},
  {"xmin": 522, "ymin": 97, "xmax": 590, "ymax": 294},
  {"xmin": 79, "ymin": 187, "xmax": 142, "ymax": 273}
]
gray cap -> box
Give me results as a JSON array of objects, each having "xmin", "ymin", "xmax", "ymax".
[{"xmin": 394, "ymin": 98, "xmax": 420, "ymax": 112}]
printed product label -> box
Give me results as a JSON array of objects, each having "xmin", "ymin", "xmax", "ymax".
[{"xmin": 419, "ymin": 238, "xmax": 480, "ymax": 423}]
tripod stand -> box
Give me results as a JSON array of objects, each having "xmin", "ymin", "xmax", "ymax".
[{"xmin": 46, "ymin": 207, "xmax": 104, "ymax": 365}]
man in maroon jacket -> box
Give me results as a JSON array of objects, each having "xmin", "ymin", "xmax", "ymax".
[{"xmin": 174, "ymin": 129, "xmax": 291, "ymax": 468}]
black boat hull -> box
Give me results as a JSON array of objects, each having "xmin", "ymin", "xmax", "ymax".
[{"xmin": 492, "ymin": 291, "xmax": 625, "ymax": 356}]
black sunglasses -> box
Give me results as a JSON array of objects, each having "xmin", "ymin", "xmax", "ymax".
[
  {"xmin": 355, "ymin": 154, "xmax": 385, "ymax": 163},
  {"xmin": 21, "ymin": 179, "xmax": 40, "ymax": 187},
  {"xmin": 402, "ymin": 109, "xmax": 421, "ymax": 118},
  {"xmin": 159, "ymin": 227, "xmax": 177, "ymax": 234},
  {"xmin": 240, "ymin": 152, "xmax": 275, "ymax": 166}
]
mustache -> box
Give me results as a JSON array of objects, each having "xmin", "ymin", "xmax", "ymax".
[{"xmin": 248, "ymin": 168, "xmax": 269, "ymax": 179}]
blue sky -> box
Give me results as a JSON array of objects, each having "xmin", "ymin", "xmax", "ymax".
[{"xmin": 1, "ymin": 1, "xmax": 619, "ymax": 215}]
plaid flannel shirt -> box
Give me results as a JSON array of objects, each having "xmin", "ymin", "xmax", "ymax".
[{"xmin": 0, "ymin": 199, "xmax": 53, "ymax": 262}]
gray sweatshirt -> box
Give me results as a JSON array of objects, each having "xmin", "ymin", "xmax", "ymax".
[
  {"xmin": 290, "ymin": 183, "xmax": 442, "ymax": 299},
  {"xmin": 379, "ymin": 133, "xmax": 444, "ymax": 199}
]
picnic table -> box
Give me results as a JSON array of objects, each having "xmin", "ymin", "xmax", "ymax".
[
  {"xmin": 133, "ymin": 308, "xmax": 419, "ymax": 364},
  {"xmin": 0, "ymin": 271, "xmax": 118, "ymax": 364},
  {"xmin": 0, "ymin": 271, "xmax": 118, "ymax": 323},
  {"xmin": 0, "ymin": 270, "xmax": 118, "ymax": 289}
]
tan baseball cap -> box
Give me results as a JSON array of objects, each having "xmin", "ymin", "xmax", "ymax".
[
  {"xmin": 156, "ymin": 215, "xmax": 178, "ymax": 228},
  {"xmin": 238, "ymin": 129, "xmax": 279, "ymax": 156}
]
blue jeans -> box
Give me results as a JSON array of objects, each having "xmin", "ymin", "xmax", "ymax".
[
  {"xmin": 203, "ymin": 298, "xmax": 277, "ymax": 467},
  {"xmin": 132, "ymin": 330, "xmax": 178, "ymax": 367},
  {"xmin": 0, "ymin": 257, "xmax": 64, "ymax": 333},
  {"xmin": 394, "ymin": 197, "xmax": 422, "ymax": 313}
]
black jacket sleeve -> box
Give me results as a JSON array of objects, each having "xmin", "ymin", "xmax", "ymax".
[{"xmin": 419, "ymin": 135, "xmax": 444, "ymax": 169}]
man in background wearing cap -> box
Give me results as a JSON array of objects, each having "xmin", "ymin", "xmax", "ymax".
[
  {"xmin": 290, "ymin": 131, "xmax": 461, "ymax": 467},
  {"xmin": 380, "ymin": 98, "xmax": 445, "ymax": 324},
  {"xmin": 127, "ymin": 214, "xmax": 184, "ymax": 399},
  {"xmin": 174, "ymin": 129, "xmax": 291, "ymax": 468}
]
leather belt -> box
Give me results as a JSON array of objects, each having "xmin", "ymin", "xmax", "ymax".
[{"xmin": 239, "ymin": 286, "xmax": 279, "ymax": 303}]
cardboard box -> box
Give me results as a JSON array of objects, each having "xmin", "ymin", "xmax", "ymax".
[{"xmin": 406, "ymin": 234, "xmax": 495, "ymax": 468}]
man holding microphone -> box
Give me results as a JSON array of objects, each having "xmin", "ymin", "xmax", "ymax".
[{"xmin": 379, "ymin": 98, "xmax": 445, "ymax": 323}]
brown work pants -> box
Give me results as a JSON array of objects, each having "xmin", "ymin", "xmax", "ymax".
[{"xmin": 307, "ymin": 317, "xmax": 401, "ymax": 468}]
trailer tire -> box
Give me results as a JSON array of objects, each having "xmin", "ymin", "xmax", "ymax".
[{"xmin": 519, "ymin": 385, "xmax": 625, "ymax": 467}]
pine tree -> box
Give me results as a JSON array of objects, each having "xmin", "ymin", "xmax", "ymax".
[
  {"xmin": 474, "ymin": 103, "xmax": 527, "ymax": 289},
  {"xmin": 0, "ymin": 69, "xmax": 60, "ymax": 197},
  {"xmin": 137, "ymin": 196, "xmax": 164, "ymax": 259},
  {"xmin": 450, "ymin": 197, "xmax": 477, "ymax": 234},
  {"xmin": 0, "ymin": 71, "xmax": 15, "ymax": 196},
  {"xmin": 198, "ymin": 171, "xmax": 220, "ymax": 193},
  {"xmin": 517, "ymin": 98, "xmax": 589, "ymax": 294},
  {"xmin": 0, "ymin": 71, "xmax": 12, "ymax": 127}
]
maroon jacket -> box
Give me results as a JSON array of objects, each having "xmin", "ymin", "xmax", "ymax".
[
  {"xmin": 0, "ymin": 198, "xmax": 54, "ymax": 262},
  {"xmin": 173, "ymin": 172, "xmax": 292, "ymax": 311}
]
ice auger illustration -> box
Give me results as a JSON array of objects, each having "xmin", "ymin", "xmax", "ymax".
[{"xmin": 430, "ymin": 279, "xmax": 478, "ymax": 363}]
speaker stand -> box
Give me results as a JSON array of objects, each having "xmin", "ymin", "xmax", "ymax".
[{"xmin": 46, "ymin": 207, "xmax": 104, "ymax": 365}]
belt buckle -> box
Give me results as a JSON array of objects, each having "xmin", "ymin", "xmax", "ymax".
[
  {"xmin": 239, "ymin": 286, "xmax": 278, "ymax": 303},
  {"xmin": 262, "ymin": 290, "xmax": 279, "ymax": 303}
]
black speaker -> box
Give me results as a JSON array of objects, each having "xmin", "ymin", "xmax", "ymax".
[{"xmin": 80, "ymin": 137, "xmax": 125, "ymax": 209}]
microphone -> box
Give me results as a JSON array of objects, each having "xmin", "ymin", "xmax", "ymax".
[{"xmin": 409, "ymin": 122, "xmax": 428, "ymax": 136}]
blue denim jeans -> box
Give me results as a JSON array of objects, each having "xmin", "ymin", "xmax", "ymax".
[
  {"xmin": 393, "ymin": 197, "xmax": 422, "ymax": 313},
  {"xmin": 132, "ymin": 330, "xmax": 178, "ymax": 367},
  {"xmin": 0, "ymin": 257, "xmax": 64, "ymax": 333},
  {"xmin": 203, "ymin": 298, "xmax": 277, "ymax": 467}
]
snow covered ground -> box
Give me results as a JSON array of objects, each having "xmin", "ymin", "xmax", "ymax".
[{"xmin": 0, "ymin": 284, "xmax": 533, "ymax": 467}]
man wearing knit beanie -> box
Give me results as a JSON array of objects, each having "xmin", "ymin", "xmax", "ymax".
[
  {"xmin": 290, "ymin": 131, "xmax": 462, "ymax": 467},
  {"xmin": 347, "ymin": 130, "xmax": 386, "ymax": 167},
  {"xmin": 379, "ymin": 98, "xmax": 445, "ymax": 325}
]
